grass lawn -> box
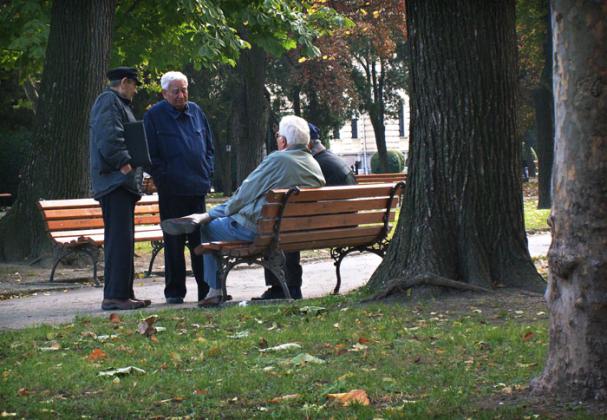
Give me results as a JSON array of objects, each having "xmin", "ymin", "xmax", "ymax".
[{"xmin": 2, "ymin": 290, "xmax": 592, "ymax": 418}]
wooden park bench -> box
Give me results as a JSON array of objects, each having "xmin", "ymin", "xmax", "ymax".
[
  {"xmin": 355, "ymin": 172, "xmax": 407, "ymax": 184},
  {"xmin": 37, "ymin": 195, "xmax": 164, "ymax": 286},
  {"xmin": 193, "ymin": 182, "xmax": 405, "ymax": 300}
]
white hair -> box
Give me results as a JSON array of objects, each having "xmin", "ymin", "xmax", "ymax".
[
  {"xmin": 160, "ymin": 71, "xmax": 188, "ymax": 90},
  {"xmin": 278, "ymin": 115, "xmax": 310, "ymax": 146}
]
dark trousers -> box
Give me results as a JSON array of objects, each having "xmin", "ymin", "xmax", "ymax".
[
  {"xmin": 264, "ymin": 251, "xmax": 302, "ymax": 289},
  {"xmin": 159, "ymin": 194, "xmax": 208, "ymax": 301},
  {"xmin": 99, "ymin": 187, "xmax": 138, "ymax": 300}
]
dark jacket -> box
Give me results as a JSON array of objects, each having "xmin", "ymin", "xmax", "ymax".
[
  {"xmin": 310, "ymin": 140, "xmax": 356, "ymax": 186},
  {"xmin": 89, "ymin": 88, "xmax": 142, "ymax": 200},
  {"xmin": 144, "ymin": 100, "xmax": 214, "ymax": 196}
]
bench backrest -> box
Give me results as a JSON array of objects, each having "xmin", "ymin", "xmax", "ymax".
[
  {"xmin": 37, "ymin": 194, "xmax": 161, "ymax": 242},
  {"xmin": 253, "ymin": 183, "xmax": 404, "ymax": 252},
  {"xmin": 355, "ymin": 173, "xmax": 407, "ymax": 184}
]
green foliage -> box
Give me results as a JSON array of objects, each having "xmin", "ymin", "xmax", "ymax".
[
  {"xmin": 0, "ymin": 0, "xmax": 51, "ymax": 82},
  {"xmin": 370, "ymin": 150, "xmax": 404, "ymax": 173},
  {"xmin": 0, "ymin": 128, "xmax": 32, "ymax": 195},
  {"xmin": 0, "ymin": 294, "xmax": 556, "ymax": 417}
]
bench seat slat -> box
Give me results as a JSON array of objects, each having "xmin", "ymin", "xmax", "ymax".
[
  {"xmin": 46, "ymin": 215, "xmax": 160, "ymax": 231},
  {"xmin": 254, "ymin": 225, "xmax": 385, "ymax": 246},
  {"xmin": 50, "ymin": 225, "xmax": 162, "ymax": 239},
  {"xmin": 37, "ymin": 194, "xmax": 159, "ymax": 210}
]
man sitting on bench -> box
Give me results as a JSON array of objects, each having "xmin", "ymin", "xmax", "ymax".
[{"xmin": 161, "ymin": 115, "xmax": 325, "ymax": 306}]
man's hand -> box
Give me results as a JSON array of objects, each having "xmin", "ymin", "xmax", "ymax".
[{"xmin": 120, "ymin": 163, "xmax": 133, "ymax": 175}]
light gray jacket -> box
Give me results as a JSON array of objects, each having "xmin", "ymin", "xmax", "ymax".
[{"xmin": 208, "ymin": 144, "xmax": 325, "ymax": 231}]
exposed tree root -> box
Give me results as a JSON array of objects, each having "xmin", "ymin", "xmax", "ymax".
[{"xmin": 366, "ymin": 272, "xmax": 491, "ymax": 302}]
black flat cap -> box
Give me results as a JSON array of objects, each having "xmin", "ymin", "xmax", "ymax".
[{"xmin": 107, "ymin": 66, "xmax": 141, "ymax": 85}]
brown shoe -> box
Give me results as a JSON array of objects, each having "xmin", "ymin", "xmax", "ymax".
[
  {"xmin": 197, "ymin": 295, "xmax": 224, "ymax": 308},
  {"xmin": 102, "ymin": 298, "xmax": 145, "ymax": 311},
  {"xmin": 132, "ymin": 297, "xmax": 152, "ymax": 307}
]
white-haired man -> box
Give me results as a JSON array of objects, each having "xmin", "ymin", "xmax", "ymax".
[
  {"xmin": 144, "ymin": 71, "xmax": 215, "ymax": 304},
  {"xmin": 161, "ymin": 115, "xmax": 326, "ymax": 306}
]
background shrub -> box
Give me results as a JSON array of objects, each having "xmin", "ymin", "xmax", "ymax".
[{"xmin": 371, "ymin": 150, "xmax": 405, "ymax": 173}]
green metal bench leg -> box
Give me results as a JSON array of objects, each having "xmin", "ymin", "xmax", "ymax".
[{"xmin": 145, "ymin": 240, "xmax": 164, "ymax": 277}]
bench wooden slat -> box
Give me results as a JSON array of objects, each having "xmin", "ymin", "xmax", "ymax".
[
  {"xmin": 261, "ymin": 197, "xmax": 396, "ymax": 217},
  {"xmin": 265, "ymin": 183, "xmax": 398, "ymax": 203},
  {"xmin": 38, "ymin": 194, "xmax": 159, "ymax": 210},
  {"xmin": 50, "ymin": 225, "xmax": 162, "ymax": 239},
  {"xmin": 46, "ymin": 215, "xmax": 160, "ymax": 231},
  {"xmin": 41, "ymin": 204, "xmax": 160, "ymax": 221},
  {"xmin": 254, "ymin": 225, "xmax": 385, "ymax": 246},
  {"xmin": 256, "ymin": 211, "xmax": 395, "ymax": 234}
]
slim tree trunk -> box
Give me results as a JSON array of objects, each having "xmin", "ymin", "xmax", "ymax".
[
  {"xmin": 0, "ymin": 0, "xmax": 116, "ymax": 261},
  {"xmin": 534, "ymin": 6, "xmax": 554, "ymax": 209},
  {"xmin": 233, "ymin": 44, "xmax": 268, "ymax": 184},
  {"xmin": 368, "ymin": 0, "xmax": 544, "ymax": 296},
  {"xmin": 530, "ymin": 0, "xmax": 607, "ymax": 401}
]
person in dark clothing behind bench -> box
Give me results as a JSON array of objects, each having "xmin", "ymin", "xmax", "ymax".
[
  {"xmin": 256, "ymin": 122, "xmax": 357, "ymax": 300},
  {"xmin": 89, "ymin": 66, "xmax": 151, "ymax": 311},
  {"xmin": 144, "ymin": 71, "xmax": 215, "ymax": 304}
]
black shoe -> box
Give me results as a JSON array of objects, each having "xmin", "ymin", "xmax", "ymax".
[
  {"xmin": 289, "ymin": 287, "xmax": 303, "ymax": 300},
  {"xmin": 165, "ymin": 297, "xmax": 184, "ymax": 304},
  {"xmin": 101, "ymin": 299, "xmax": 145, "ymax": 311},
  {"xmin": 252, "ymin": 287, "xmax": 285, "ymax": 300}
]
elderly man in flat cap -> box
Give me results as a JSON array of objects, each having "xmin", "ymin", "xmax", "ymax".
[{"xmin": 89, "ymin": 66, "xmax": 151, "ymax": 311}]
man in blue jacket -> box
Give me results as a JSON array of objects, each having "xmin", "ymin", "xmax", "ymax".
[
  {"xmin": 144, "ymin": 71, "xmax": 215, "ymax": 304},
  {"xmin": 89, "ymin": 66, "xmax": 151, "ymax": 311}
]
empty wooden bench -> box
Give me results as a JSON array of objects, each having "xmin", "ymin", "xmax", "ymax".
[
  {"xmin": 193, "ymin": 182, "xmax": 405, "ymax": 300},
  {"xmin": 355, "ymin": 172, "xmax": 407, "ymax": 184},
  {"xmin": 37, "ymin": 194, "xmax": 164, "ymax": 285}
]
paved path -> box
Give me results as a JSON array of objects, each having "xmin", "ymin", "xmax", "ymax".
[{"xmin": 0, "ymin": 233, "xmax": 551, "ymax": 330}]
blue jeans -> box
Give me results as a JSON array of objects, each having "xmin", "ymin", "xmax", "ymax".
[{"xmin": 200, "ymin": 217, "xmax": 256, "ymax": 289}]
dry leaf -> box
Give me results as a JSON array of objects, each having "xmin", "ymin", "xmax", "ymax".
[
  {"xmin": 522, "ymin": 331, "xmax": 534, "ymax": 341},
  {"xmin": 87, "ymin": 348, "xmax": 107, "ymax": 362},
  {"xmin": 358, "ymin": 337, "xmax": 370, "ymax": 344},
  {"xmin": 109, "ymin": 313, "xmax": 121, "ymax": 324},
  {"xmin": 269, "ymin": 394, "xmax": 301, "ymax": 403},
  {"xmin": 39, "ymin": 341, "xmax": 61, "ymax": 351},
  {"xmin": 258, "ymin": 337, "xmax": 268, "ymax": 349},
  {"xmin": 193, "ymin": 389, "xmax": 208, "ymax": 395},
  {"xmin": 138, "ymin": 315, "xmax": 158, "ymax": 337},
  {"xmin": 259, "ymin": 343, "xmax": 301, "ymax": 352},
  {"xmin": 327, "ymin": 389, "xmax": 370, "ymax": 406},
  {"xmin": 17, "ymin": 388, "xmax": 29, "ymax": 396}
]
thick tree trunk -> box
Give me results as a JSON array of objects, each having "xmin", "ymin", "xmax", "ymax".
[
  {"xmin": 233, "ymin": 44, "xmax": 268, "ymax": 184},
  {"xmin": 0, "ymin": 0, "xmax": 116, "ymax": 261},
  {"xmin": 530, "ymin": 0, "xmax": 607, "ymax": 401},
  {"xmin": 369, "ymin": 110, "xmax": 389, "ymax": 173},
  {"xmin": 368, "ymin": 0, "xmax": 544, "ymax": 296},
  {"xmin": 534, "ymin": 8, "xmax": 554, "ymax": 209}
]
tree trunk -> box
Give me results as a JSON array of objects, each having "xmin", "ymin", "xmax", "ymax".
[
  {"xmin": 530, "ymin": 0, "xmax": 607, "ymax": 401},
  {"xmin": 369, "ymin": 109, "xmax": 388, "ymax": 173},
  {"xmin": 233, "ymin": 44, "xmax": 268, "ymax": 184},
  {"xmin": 0, "ymin": 0, "xmax": 116, "ymax": 261},
  {"xmin": 368, "ymin": 0, "xmax": 544, "ymax": 296},
  {"xmin": 534, "ymin": 7, "xmax": 554, "ymax": 209}
]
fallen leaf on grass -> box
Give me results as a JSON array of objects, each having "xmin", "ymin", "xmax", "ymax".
[
  {"xmin": 98, "ymin": 366, "xmax": 146, "ymax": 377},
  {"xmin": 258, "ymin": 337, "xmax": 268, "ymax": 349},
  {"xmin": 350, "ymin": 343, "xmax": 368, "ymax": 352},
  {"xmin": 39, "ymin": 341, "xmax": 61, "ymax": 351},
  {"xmin": 109, "ymin": 313, "xmax": 121, "ymax": 324},
  {"xmin": 522, "ymin": 331, "xmax": 534, "ymax": 341},
  {"xmin": 259, "ymin": 343, "xmax": 301, "ymax": 352},
  {"xmin": 137, "ymin": 315, "xmax": 158, "ymax": 337},
  {"xmin": 87, "ymin": 348, "xmax": 107, "ymax": 362},
  {"xmin": 327, "ymin": 389, "xmax": 370, "ymax": 406},
  {"xmin": 228, "ymin": 330, "xmax": 249, "ymax": 339},
  {"xmin": 358, "ymin": 337, "xmax": 370, "ymax": 344},
  {"xmin": 288, "ymin": 353, "xmax": 325, "ymax": 365},
  {"xmin": 156, "ymin": 396, "xmax": 185, "ymax": 404},
  {"xmin": 1, "ymin": 411, "xmax": 17, "ymax": 417},
  {"xmin": 17, "ymin": 388, "xmax": 29, "ymax": 396},
  {"xmin": 299, "ymin": 306, "xmax": 326, "ymax": 315},
  {"xmin": 193, "ymin": 389, "xmax": 208, "ymax": 395},
  {"xmin": 269, "ymin": 394, "xmax": 301, "ymax": 403}
]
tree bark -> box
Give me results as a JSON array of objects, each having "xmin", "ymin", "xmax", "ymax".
[
  {"xmin": 530, "ymin": 0, "xmax": 607, "ymax": 401},
  {"xmin": 232, "ymin": 44, "xmax": 268, "ymax": 184},
  {"xmin": 368, "ymin": 0, "xmax": 545, "ymax": 296},
  {"xmin": 0, "ymin": 0, "xmax": 117, "ymax": 261},
  {"xmin": 534, "ymin": 7, "xmax": 554, "ymax": 209}
]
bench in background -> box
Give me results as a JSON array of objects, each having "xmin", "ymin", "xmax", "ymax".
[
  {"xmin": 355, "ymin": 172, "xmax": 407, "ymax": 184},
  {"xmin": 37, "ymin": 195, "xmax": 164, "ymax": 285},
  {"xmin": 194, "ymin": 182, "xmax": 405, "ymax": 300}
]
